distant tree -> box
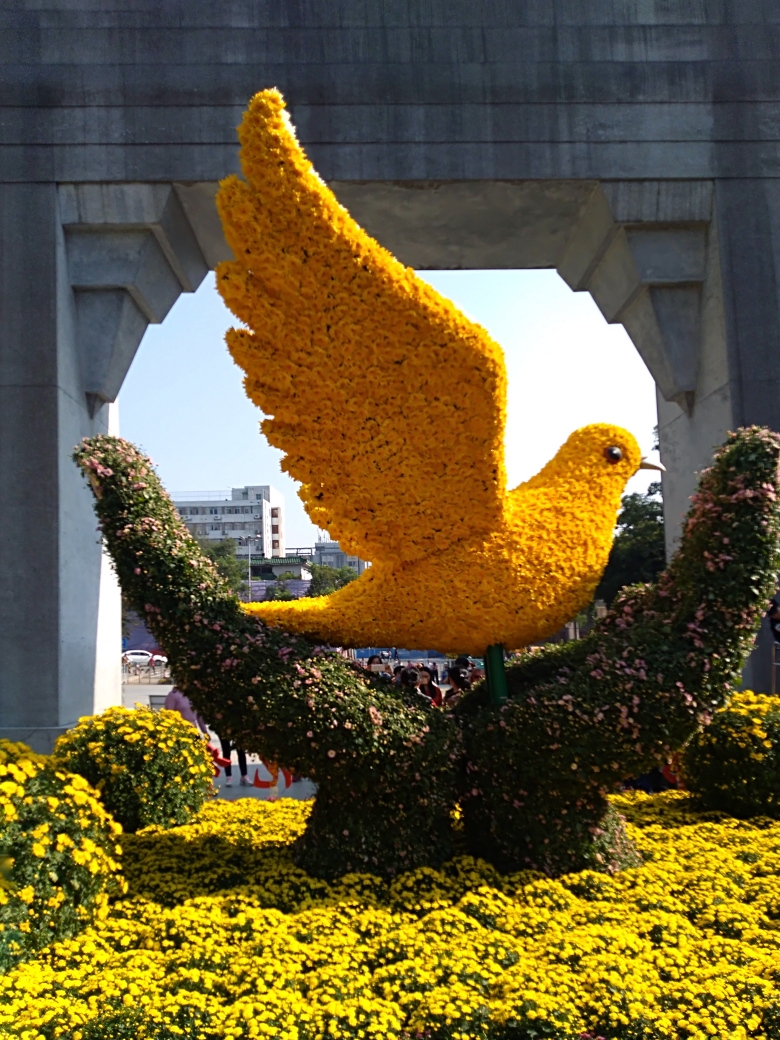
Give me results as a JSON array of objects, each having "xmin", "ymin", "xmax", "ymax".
[
  {"xmin": 265, "ymin": 579, "xmax": 296, "ymax": 601},
  {"xmin": 275, "ymin": 570, "xmax": 300, "ymax": 582},
  {"xmin": 196, "ymin": 538, "xmax": 247, "ymax": 596},
  {"xmin": 307, "ymin": 563, "xmax": 359, "ymax": 598},
  {"xmin": 595, "ymin": 481, "xmax": 666, "ymax": 606}
]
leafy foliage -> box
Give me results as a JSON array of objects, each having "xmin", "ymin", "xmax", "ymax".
[
  {"xmin": 264, "ymin": 578, "xmax": 296, "ymax": 601},
  {"xmin": 0, "ymin": 750, "xmax": 124, "ymax": 971},
  {"xmin": 595, "ymin": 481, "xmax": 666, "ymax": 605},
  {"xmin": 306, "ymin": 563, "xmax": 358, "ymax": 598},
  {"xmin": 682, "ymin": 689, "xmax": 780, "ymax": 817},
  {"xmin": 196, "ymin": 537, "xmax": 247, "ymax": 596},
  {"xmin": 53, "ymin": 707, "xmax": 214, "ymax": 834}
]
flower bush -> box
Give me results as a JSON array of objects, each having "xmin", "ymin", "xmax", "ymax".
[
  {"xmin": 53, "ymin": 706, "xmax": 214, "ymax": 834},
  {"xmin": 0, "ymin": 740, "xmax": 46, "ymax": 767},
  {"xmin": 3, "ymin": 793, "xmax": 780, "ymax": 1039},
  {"xmin": 216, "ymin": 91, "xmax": 645, "ymax": 655},
  {"xmin": 682, "ymin": 689, "xmax": 780, "ymax": 817},
  {"xmin": 0, "ymin": 747, "xmax": 124, "ymax": 972},
  {"xmin": 458, "ymin": 427, "xmax": 780, "ymax": 874},
  {"xmin": 74, "ymin": 426, "xmax": 780, "ymax": 880}
]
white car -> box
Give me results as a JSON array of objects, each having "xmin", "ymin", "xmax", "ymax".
[
  {"xmin": 123, "ymin": 650, "xmax": 168, "ymax": 667},
  {"xmin": 123, "ymin": 650, "xmax": 152, "ymax": 665}
]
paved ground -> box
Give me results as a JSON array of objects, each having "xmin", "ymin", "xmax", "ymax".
[{"xmin": 122, "ymin": 684, "xmax": 315, "ymax": 802}]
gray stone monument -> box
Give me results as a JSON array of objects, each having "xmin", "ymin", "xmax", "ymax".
[{"xmin": 2, "ymin": 1, "xmax": 779, "ymax": 748}]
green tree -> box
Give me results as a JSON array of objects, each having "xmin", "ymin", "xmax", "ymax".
[
  {"xmin": 595, "ymin": 481, "xmax": 666, "ymax": 605},
  {"xmin": 196, "ymin": 538, "xmax": 247, "ymax": 596},
  {"xmin": 265, "ymin": 579, "xmax": 295, "ymax": 601},
  {"xmin": 307, "ymin": 563, "xmax": 359, "ymax": 598}
]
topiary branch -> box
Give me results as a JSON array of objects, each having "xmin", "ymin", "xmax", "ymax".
[
  {"xmin": 459, "ymin": 427, "xmax": 780, "ymax": 873},
  {"xmin": 73, "ymin": 437, "xmax": 460, "ymax": 877}
]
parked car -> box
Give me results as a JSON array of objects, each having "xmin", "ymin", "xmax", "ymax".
[
  {"xmin": 123, "ymin": 650, "xmax": 153, "ymax": 666},
  {"xmin": 122, "ymin": 650, "xmax": 168, "ymax": 667}
]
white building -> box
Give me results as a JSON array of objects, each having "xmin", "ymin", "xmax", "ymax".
[{"xmin": 173, "ymin": 485, "xmax": 285, "ymax": 561}]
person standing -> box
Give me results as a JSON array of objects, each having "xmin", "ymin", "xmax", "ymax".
[
  {"xmin": 418, "ymin": 666, "xmax": 443, "ymax": 706},
  {"xmin": 164, "ymin": 687, "xmax": 209, "ymax": 735},
  {"xmin": 444, "ymin": 666, "xmax": 471, "ymax": 707},
  {"xmin": 219, "ymin": 738, "xmax": 250, "ymax": 787}
]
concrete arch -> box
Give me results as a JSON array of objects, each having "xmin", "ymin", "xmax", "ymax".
[
  {"xmin": 68, "ymin": 176, "xmax": 727, "ymax": 548},
  {"xmin": 3, "ymin": 1, "xmax": 780, "ymax": 746}
]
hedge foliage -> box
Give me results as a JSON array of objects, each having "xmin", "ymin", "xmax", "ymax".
[
  {"xmin": 53, "ymin": 706, "xmax": 214, "ymax": 834},
  {"xmin": 0, "ymin": 748, "xmax": 125, "ymax": 971},
  {"xmin": 74, "ymin": 428, "xmax": 780, "ymax": 877},
  {"xmin": 457, "ymin": 427, "xmax": 780, "ymax": 873},
  {"xmin": 4, "ymin": 794, "xmax": 780, "ymax": 1040},
  {"xmin": 682, "ymin": 689, "xmax": 780, "ymax": 817}
]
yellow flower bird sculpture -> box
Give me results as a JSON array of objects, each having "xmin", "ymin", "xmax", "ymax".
[{"xmin": 216, "ymin": 90, "xmax": 660, "ymax": 655}]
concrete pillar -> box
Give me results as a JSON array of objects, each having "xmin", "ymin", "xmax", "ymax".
[
  {"xmin": 552, "ymin": 176, "xmax": 780, "ymax": 690},
  {"xmin": 657, "ymin": 179, "xmax": 780, "ymax": 692},
  {"xmin": 0, "ymin": 184, "xmax": 112, "ymax": 749},
  {"xmin": 0, "ymin": 183, "xmax": 207, "ymax": 751}
]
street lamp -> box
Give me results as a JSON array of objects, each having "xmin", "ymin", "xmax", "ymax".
[{"xmin": 246, "ymin": 537, "xmax": 256, "ymax": 591}]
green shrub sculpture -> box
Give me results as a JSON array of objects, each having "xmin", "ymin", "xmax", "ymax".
[
  {"xmin": 74, "ymin": 439, "xmax": 460, "ymax": 878},
  {"xmin": 681, "ymin": 689, "xmax": 780, "ymax": 817},
  {"xmin": 74, "ymin": 427, "xmax": 780, "ymax": 877},
  {"xmin": 53, "ymin": 706, "xmax": 215, "ymax": 834},
  {"xmin": 0, "ymin": 745, "xmax": 125, "ymax": 970},
  {"xmin": 457, "ymin": 428, "xmax": 780, "ymax": 872}
]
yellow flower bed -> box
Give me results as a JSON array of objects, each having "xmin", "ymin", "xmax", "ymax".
[{"xmin": 3, "ymin": 793, "xmax": 780, "ymax": 1039}]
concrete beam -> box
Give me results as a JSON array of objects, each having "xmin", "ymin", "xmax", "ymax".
[
  {"xmin": 558, "ymin": 186, "xmax": 710, "ymax": 415},
  {"xmin": 60, "ymin": 184, "xmax": 209, "ymax": 411}
]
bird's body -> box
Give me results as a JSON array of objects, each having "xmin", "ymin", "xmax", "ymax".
[
  {"xmin": 245, "ymin": 423, "xmax": 642, "ymax": 654},
  {"xmin": 217, "ymin": 90, "xmax": 647, "ymax": 654}
]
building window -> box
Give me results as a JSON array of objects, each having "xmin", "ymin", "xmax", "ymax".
[
  {"xmin": 272, "ymin": 525, "xmax": 279, "ymax": 533},
  {"xmin": 271, "ymin": 508, "xmax": 279, "ymax": 518}
]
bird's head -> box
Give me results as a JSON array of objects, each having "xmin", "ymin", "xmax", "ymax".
[{"xmin": 522, "ymin": 424, "xmax": 663, "ymax": 497}]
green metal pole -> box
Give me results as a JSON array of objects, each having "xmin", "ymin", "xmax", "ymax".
[{"xmin": 484, "ymin": 643, "xmax": 508, "ymax": 705}]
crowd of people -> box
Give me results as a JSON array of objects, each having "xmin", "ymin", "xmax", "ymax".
[
  {"xmin": 161, "ymin": 655, "xmax": 487, "ymax": 788},
  {"xmin": 364, "ymin": 654, "xmax": 482, "ymax": 708}
]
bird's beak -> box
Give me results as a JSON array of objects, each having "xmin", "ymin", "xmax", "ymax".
[{"xmin": 639, "ymin": 456, "xmax": 666, "ymax": 472}]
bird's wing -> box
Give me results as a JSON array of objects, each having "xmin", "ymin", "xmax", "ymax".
[{"xmin": 216, "ymin": 90, "xmax": 507, "ymax": 565}]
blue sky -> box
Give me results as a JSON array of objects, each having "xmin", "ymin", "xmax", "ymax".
[{"xmin": 119, "ymin": 270, "xmax": 658, "ymax": 547}]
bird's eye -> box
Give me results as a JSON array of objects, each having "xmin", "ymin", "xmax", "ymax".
[{"xmin": 604, "ymin": 446, "xmax": 623, "ymax": 464}]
